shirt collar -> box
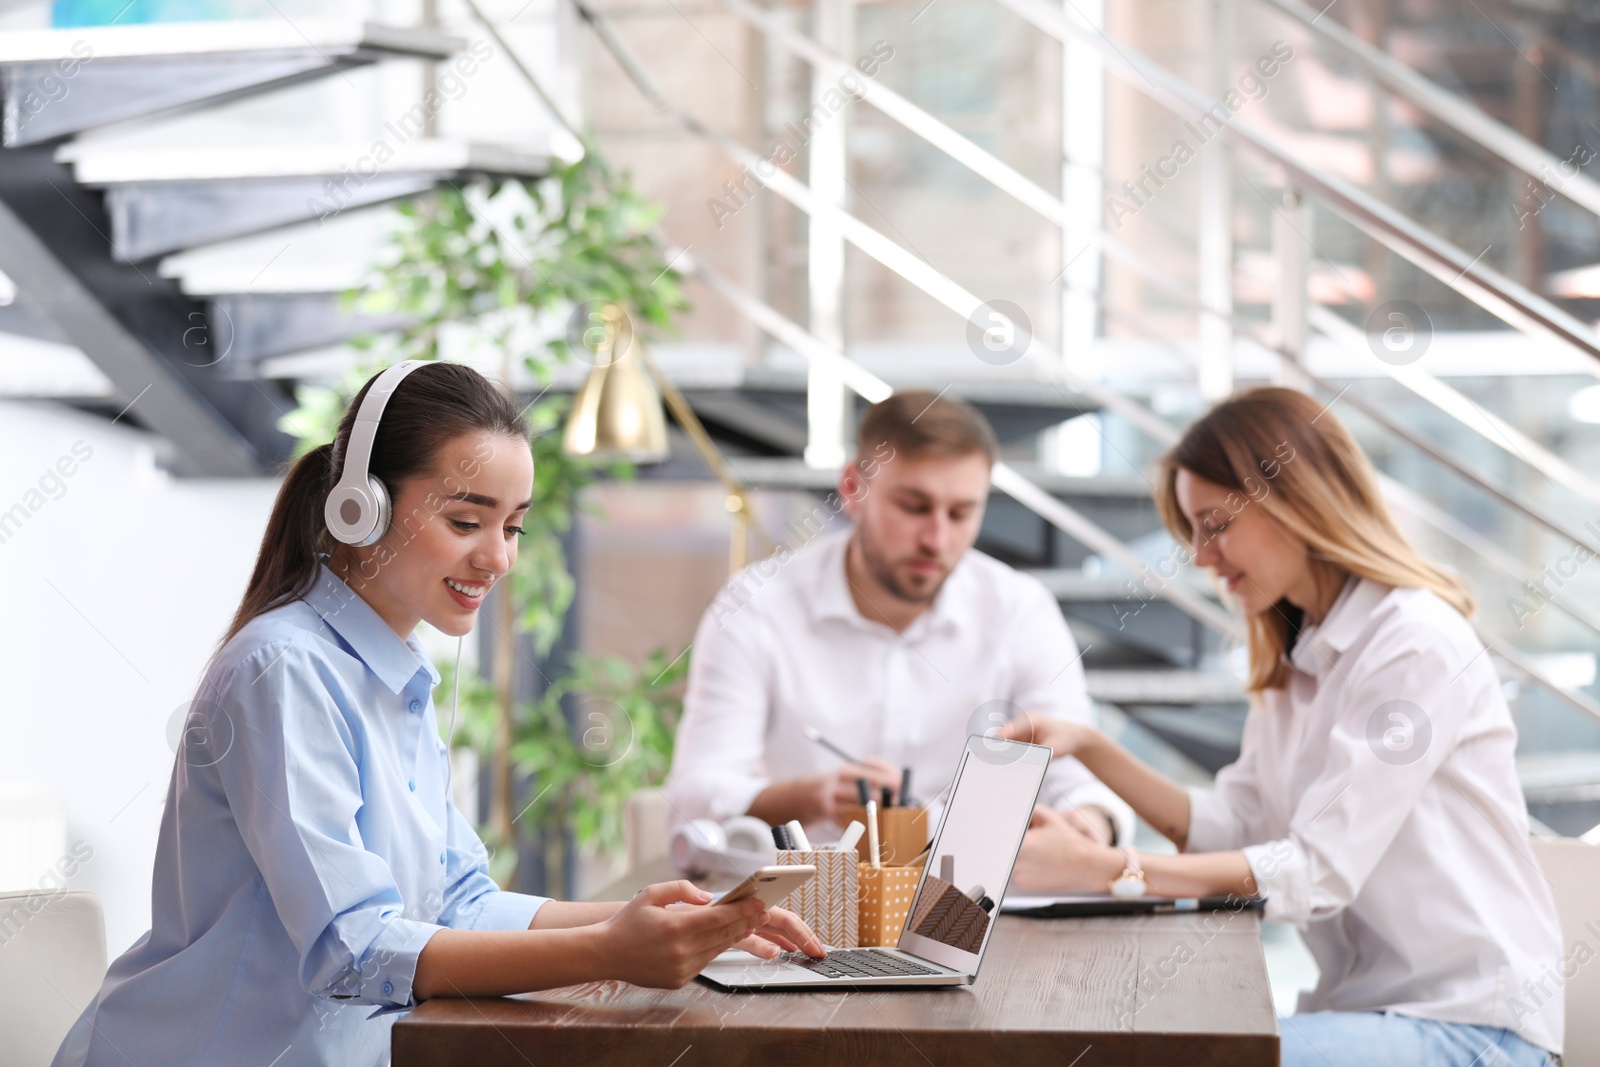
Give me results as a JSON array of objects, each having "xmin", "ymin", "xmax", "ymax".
[
  {"xmin": 810, "ymin": 530, "xmax": 967, "ymax": 637},
  {"xmin": 1287, "ymin": 574, "xmax": 1391, "ymax": 678},
  {"xmin": 306, "ymin": 559, "xmax": 440, "ymax": 694}
]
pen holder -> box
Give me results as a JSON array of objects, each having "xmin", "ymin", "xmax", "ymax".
[
  {"xmin": 857, "ymin": 863, "xmax": 922, "ymax": 946},
  {"xmin": 775, "ymin": 848, "xmax": 858, "ymax": 948},
  {"xmin": 838, "ymin": 804, "xmax": 928, "ymax": 867}
]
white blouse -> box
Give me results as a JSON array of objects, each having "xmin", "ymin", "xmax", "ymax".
[{"xmin": 1187, "ymin": 577, "xmax": 1564, "ymax": 1055}]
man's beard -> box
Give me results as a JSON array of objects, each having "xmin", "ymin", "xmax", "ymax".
[{"xmin": 856, "ymin": 526, "xmax": 949, "ymax": 604}]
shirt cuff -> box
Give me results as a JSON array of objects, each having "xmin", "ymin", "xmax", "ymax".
[
  {"xmin": 1241, "ymin": 838, "xmax": 1306, "ymax": 924},
  {"xmin": 1185, "ymin": 785, "xmax": 1242, "ymax": 853},
  {"xmin": 462, "ymin": 889, "xmax": 551, "ymax": 932},
  {"xmin": 340, "ymin": 915, "xmax": 443, "ymax": 1016},
  {"xmin": 1059, "ymin": 782, "xmax": 1134, "ymax": 846}
]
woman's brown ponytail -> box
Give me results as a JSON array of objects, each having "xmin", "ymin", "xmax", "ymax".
[{"xmin": 219, "ymin": 442, "xmax": 335, "ymax": 648}]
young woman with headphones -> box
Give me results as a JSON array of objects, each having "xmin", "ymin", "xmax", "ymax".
[
  {"xmin": 54, "ymin": 361, "xmax": 823, "ymax": 1067},
  {"xmin": 1002, "ymin": 387, "xmax": 1563, "ymax": 1066}
]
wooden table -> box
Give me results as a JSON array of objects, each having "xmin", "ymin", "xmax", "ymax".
[{"xmin": 392, "ymin": 859, "xmax": 1279, "ymax": 1066}]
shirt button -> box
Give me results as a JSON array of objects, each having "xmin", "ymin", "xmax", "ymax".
[
  {"xmin": 382, "ymin": 981, "xmax": 394, "ymax": 997},
  {"xmin": 409, "ymin": 699, "xmax": 422, "ymax": 713},
  {"xmin": 439, "ymin": 851, "xmax": 446, "ymax": 864},
  {"xmin": 408, "ymin": 779, "xmax": 416, "ymax": 791}
]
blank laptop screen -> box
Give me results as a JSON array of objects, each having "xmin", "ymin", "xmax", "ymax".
[{"xmin": 896, "ymin": 737, "xmax": 1049, "ymax": 973}]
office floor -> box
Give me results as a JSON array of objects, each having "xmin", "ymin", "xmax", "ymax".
[{"xmin": 1105, "ymin": 706, "xmax": 1320, "ymax": 1016}]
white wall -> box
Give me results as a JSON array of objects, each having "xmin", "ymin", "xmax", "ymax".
[{"xmin": 0, "ymin": 400, "xmax": 277, "ymax": 956}]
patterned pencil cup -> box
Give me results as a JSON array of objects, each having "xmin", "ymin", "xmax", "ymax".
[
  {"xmin": 838, "ymin": 805, "xmax": 928, "ymax": 866},
  {"xmin": 857, "ymin": 863, "xmax": 921, "ymax": 946},
  {"xmin": 775, "ymin": 848, "xmax": 859, "ymax": 948}
]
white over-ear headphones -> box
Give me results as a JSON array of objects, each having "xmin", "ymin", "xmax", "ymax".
[{"xmin": 324, "ymin": 360, "xmax": 429, "ymax": 546}]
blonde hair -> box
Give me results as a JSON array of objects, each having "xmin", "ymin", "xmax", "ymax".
[{"xmin": 1154, "ymin": 386, "xmax": 1473, "ymax": 691}]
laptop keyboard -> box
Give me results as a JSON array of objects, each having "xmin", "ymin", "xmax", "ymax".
[{"xmin": 781, "ymin": 949, "xmax": 946, "ymax": 980}]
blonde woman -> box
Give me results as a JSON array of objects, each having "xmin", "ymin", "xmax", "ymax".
[{"xmin": 1002, "ymin": 387, "xmax": 1562, "ymax": 1066}]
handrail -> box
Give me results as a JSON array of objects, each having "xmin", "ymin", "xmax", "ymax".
[
  {"xmin": 1253, "ymin": 0, "xmax": 1600, "ymax": 222},
  {"xmin": 717, "ymin": 0, "xmax": 1071, "ymax": 228},
  {"xmin": 720, "ymin": 0, "xmax": 1600, "ymax": 510},
  {"xmin": 1076, "ymin": 205, "xmax": 1600, "ymax": 517},
  {"xmin": 989, "ymin": 0, "xmax": 1600, "ymax": 376},
  {"xmin": 1307, "ymin": 306, "xmax": 1600, "ymax": 509}
]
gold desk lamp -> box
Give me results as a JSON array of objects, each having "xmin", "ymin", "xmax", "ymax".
[{"xmin": 561, "ymin": 304, "xmax": 769, "ymax": 572}]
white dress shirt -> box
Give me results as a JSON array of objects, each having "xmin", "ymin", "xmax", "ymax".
[
  {"xmin": 1187, "ymin": 577, "xmax": 1563, "ymax": 1054},
  {"xmin": 666, "ymin": 528, "xmax": 1133, "ymax": 844}
]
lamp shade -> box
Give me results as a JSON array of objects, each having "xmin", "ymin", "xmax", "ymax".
[{"xmin": 561, "ymin": 305, "xmax": 670, "ymax": 463}]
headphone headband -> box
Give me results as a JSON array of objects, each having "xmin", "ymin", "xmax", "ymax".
[{"xmin": 324, "ymin": 360, "xmax": 429, "ymax": 546}]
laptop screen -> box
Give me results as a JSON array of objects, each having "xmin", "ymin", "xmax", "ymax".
[{"xmin": 895, "ymin": 735, "xmax": 1051, "ymax": 975}]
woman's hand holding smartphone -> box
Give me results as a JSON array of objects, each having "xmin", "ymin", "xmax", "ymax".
[{"xmin": 597, "ymin": 877, "xmax": 825, "ymax": 988}]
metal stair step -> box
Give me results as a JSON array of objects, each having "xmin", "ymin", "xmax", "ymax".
[
  {"xmin": 727, "ymin": 455, "xmax": 1148, "ymax": 496},
  {"xmin": 1025, "ymin": 569, "xmax": 1219, "ymax": 603},
  {"xmin": 1083, "ymin": 669, "xmax": 1245, "ymax": 706},
  {"xmin": 157, "ymin": 206, "xmax": 395, "ymax": 296},
  {"xmin": 59, "ymin": 141, "xmax": 550, "ymax": 260},
  {"xmin": 0, "ymin": 20, "xmax": 461, "ymax": 146},
  {"xmin": 208, "ymin": 292, "xmax": 412, "ymax": 372}
]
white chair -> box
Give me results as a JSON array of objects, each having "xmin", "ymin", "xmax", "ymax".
[
  {"xmin": 0, "ymin": 889, "xmax": 107, "ymax": 1067},
  {"xmin": 1530, "ymin": 836, "xmax": 1600, "ymax": 1067}
]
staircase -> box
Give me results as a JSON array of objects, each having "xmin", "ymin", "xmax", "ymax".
[{"xmin": 0, "ymin": 14, "xmax": 550, "ymax": 475}]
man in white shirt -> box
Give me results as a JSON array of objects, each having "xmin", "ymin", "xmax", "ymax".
[{"xmin": 666, "ymin": 390, "xmax": 1133, "ymax": 846}]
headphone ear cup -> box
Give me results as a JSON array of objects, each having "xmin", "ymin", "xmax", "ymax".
[
  {"xmin": 356, "ymin": 474, "xmax": 391, "ymax": 547},
  {"xmin": 324, "ymin": 483, "xmax": 371, "ymax": 545}
]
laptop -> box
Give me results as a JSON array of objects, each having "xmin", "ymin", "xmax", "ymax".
[{"xmin": 698, "ymin": 734, "xmax": 1051, "ymax": 989}]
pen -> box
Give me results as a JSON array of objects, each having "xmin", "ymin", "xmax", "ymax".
[
  {"xmin": 899, "ymin": 767, "xmax": 913, "ymax": 807},
  {"xmin": 786, "ymin": 819, "xmax": 812, "ymax": 851},
  {"xmin": 856, "ymin": 778, "xmax": 871, "ymax": 807},
  {"xmin": 881, "ymin": 786, "xmax": 893, "ymax": 810},
  {"xmin": 866, "ymin": 799, "xmax": 881, "ymax": 868},
  {"xmin": 838, "ymin": 820, "xmax": 866, "ymax": 853},
  {"xmin": 804, "ymin": 725, "xmax": 863, "ymax": 766},
  {"xmin": 773, "ymin": 824, "xmax": 794, "ymax": 850},
  {"xmin": 771, "ymin": 825, "xmax": 786, "ymax": 849}
]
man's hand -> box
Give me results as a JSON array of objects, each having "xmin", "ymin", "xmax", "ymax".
[
  {"xmin": 1010, "ymin": 807, "xmax": 1122, "ymax": 893},
  {"xmin": 815, "ymin": 757, "xmax": 903, "ymax": 823},
  {"xmin": 752, "ymin": 757, "xmax": 907, "ymax": 826}
]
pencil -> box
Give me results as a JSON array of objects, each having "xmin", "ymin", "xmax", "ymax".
[{"xmin": 866, "ymin": 799, "xmax": 881, "ymax": 868}]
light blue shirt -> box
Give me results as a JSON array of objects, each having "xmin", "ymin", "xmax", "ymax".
[{"xmin": 55, "ymin": 562, "xmax": 550, "ymax": 1067}]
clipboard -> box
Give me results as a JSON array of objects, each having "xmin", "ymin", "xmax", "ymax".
[{"xmin": 1000, "ymin": 892, "xmax": 1266, "ymax": 917}]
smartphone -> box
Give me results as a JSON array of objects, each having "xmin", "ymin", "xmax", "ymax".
[{"xmin": 713, "ymin": 865, "xmax": 816, "ymax": 908}]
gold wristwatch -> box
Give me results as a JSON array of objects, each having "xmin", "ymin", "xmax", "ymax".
[{"xmin": 1108, "ymin": 848, "xmax": 1146, "ymax": 899}]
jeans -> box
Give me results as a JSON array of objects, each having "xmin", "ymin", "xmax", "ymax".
[{"xmin": 1280, "ymin": 1011, "xmax": 1559, "ymax": 1067}]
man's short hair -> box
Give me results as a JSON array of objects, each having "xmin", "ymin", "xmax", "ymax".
[{"xmin": 854, "ymin": 390, "xmax": 999, "ymax": 468}]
